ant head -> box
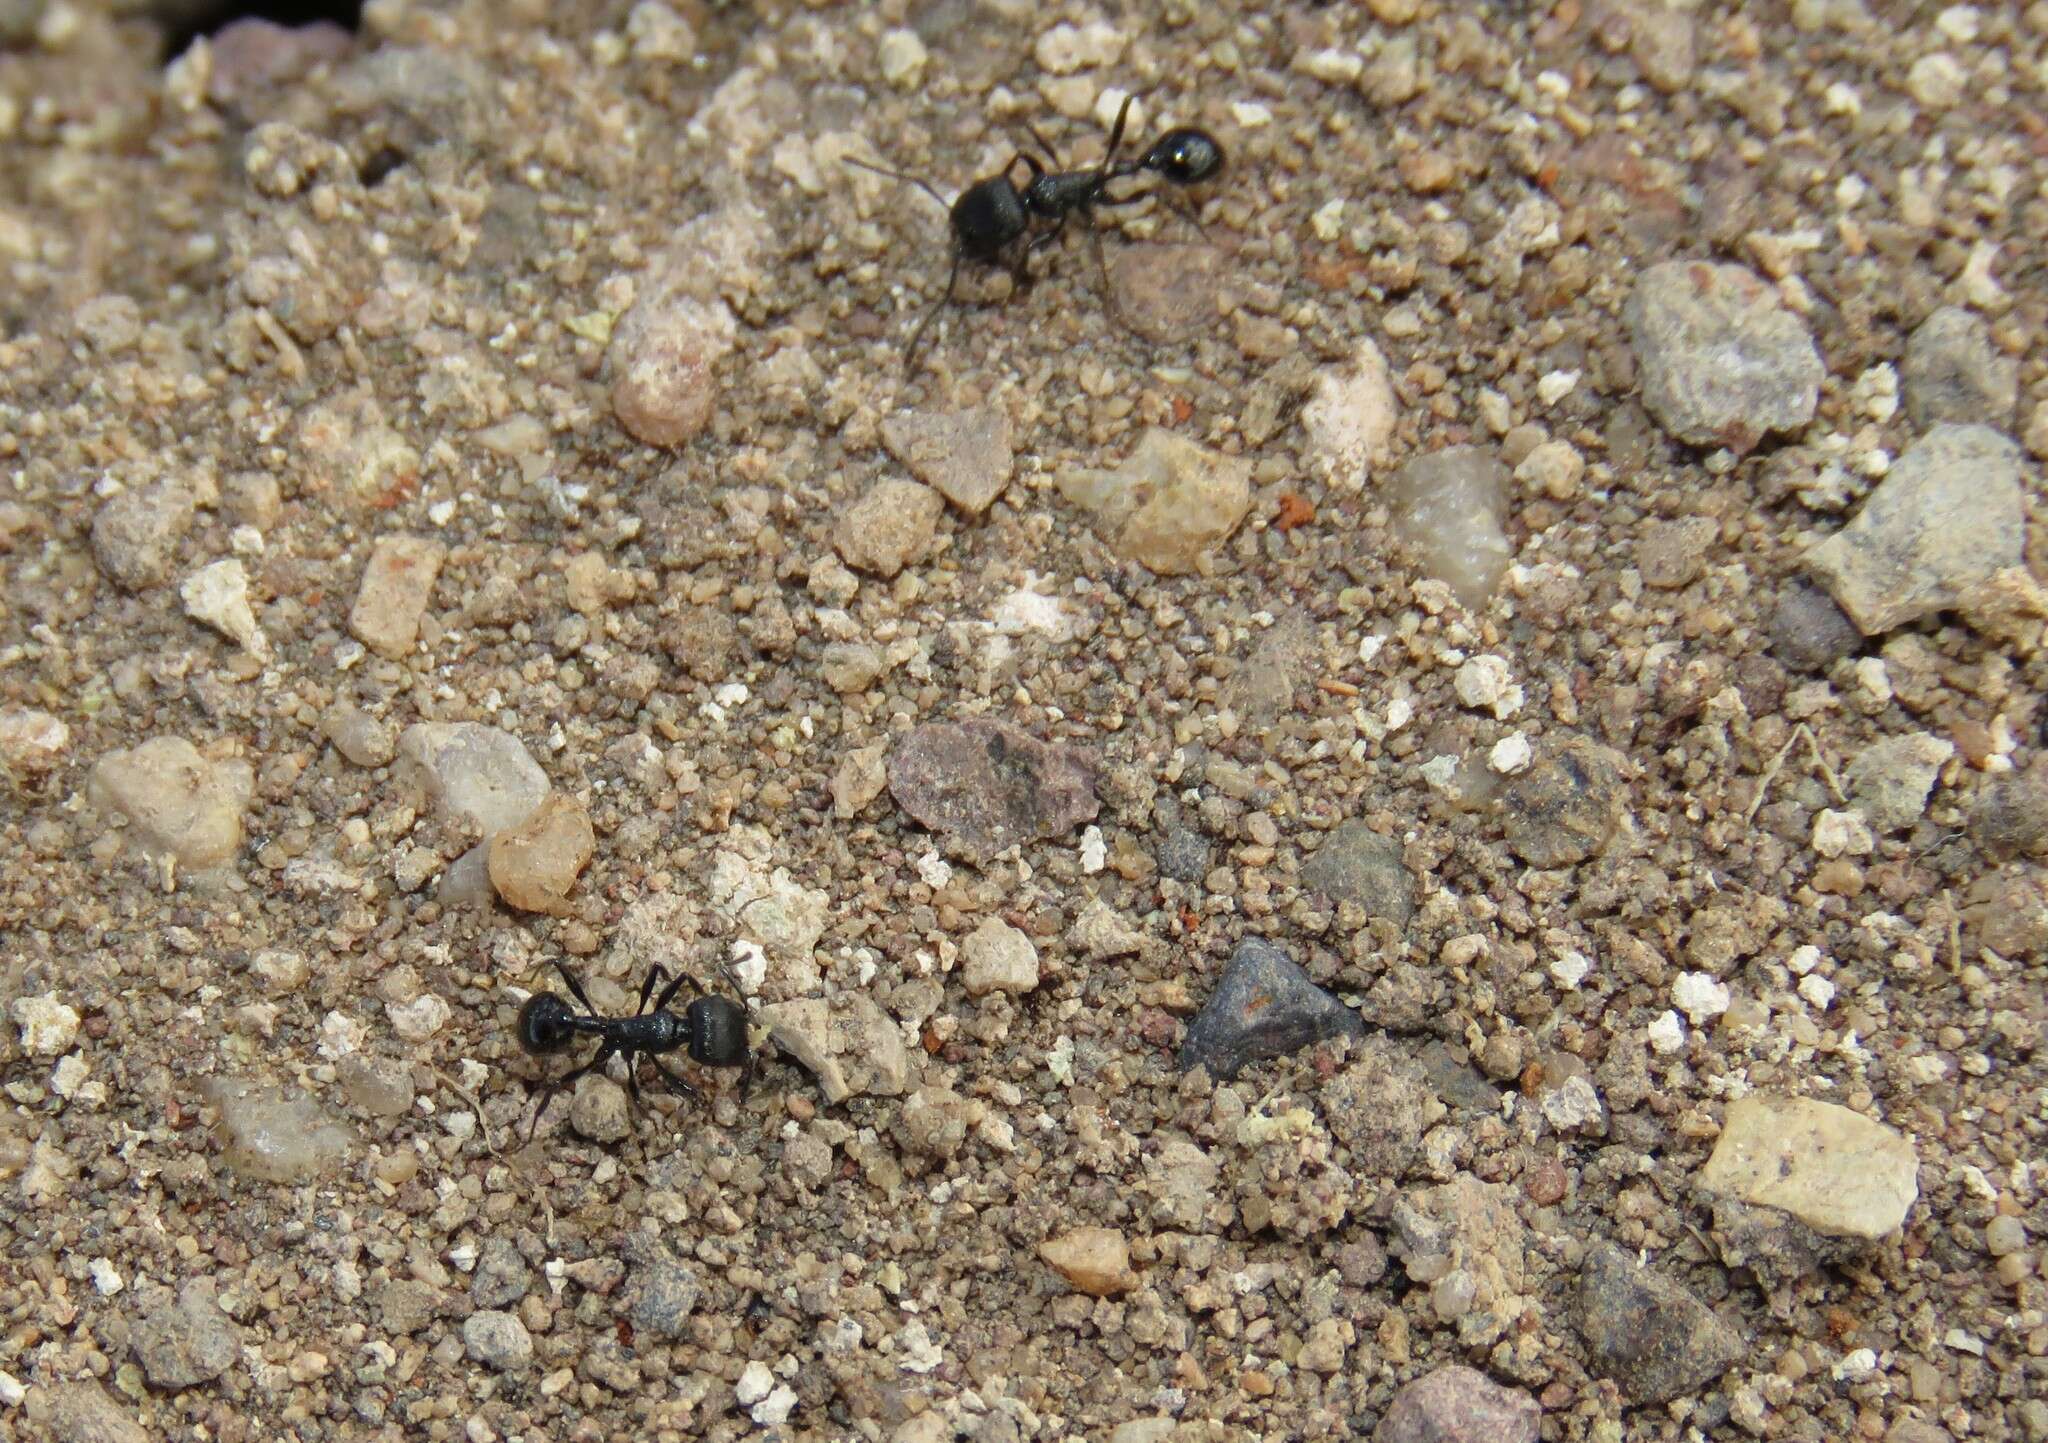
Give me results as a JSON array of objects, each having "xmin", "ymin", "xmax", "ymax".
[
  {"xmin": 1145, "ymin": 128, "xmax": 1225, "ymax": 185},
  {"xmin": 517, "ymin": 992, "xmax": 578, "ymax": 1055},
  {"xmin": 950, "ymin": 175, "xmax": 1030, "ymax": 261},
  {"xmin": 686, "ymin": 994, "xmax": 750, "ymax": 1069}
]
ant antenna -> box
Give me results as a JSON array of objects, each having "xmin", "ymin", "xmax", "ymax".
[{"xmin": 843, "ymin": 156, "xmax": 949, "ymax": 212}]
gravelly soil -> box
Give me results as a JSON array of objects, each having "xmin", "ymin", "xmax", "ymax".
[{"xmin": 2, "ymin": 2, "xmax": 2045, "ymax": 1442}]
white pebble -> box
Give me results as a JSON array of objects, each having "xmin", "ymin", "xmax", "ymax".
[
  {"xmin": 1454, "ymin": 655, "xmax": 1523, "ymax": 719},
  {"xmin": 389, "ymin": 993, "xmax": 452, "ymax": 1043},
  {"xmin": 1297, "ymin": 47, "xmax": 1363, "ymax": 83},
  {"xmin": 1230, "ymin": 101, "xmax": 1273, "ymax": 128},
  {"xmin": 318, "ymin": 1010, "xmax": 367, "ymax": 1059},
  {"xmin": 90, "ymin": 1257, "xmax": 124, "ymax": 1295},
  {"xmin": 12, "ymin": 993, "xmax": 80, "ymax": 1055},
  {"xmin": 751, "ymin": 1384, "xmax": 799, "ymax": 1426},
  {"xmin": 1488, "ymin": 734, "xmax": 1533, "ymax": 775},
  {"xmin": 1672, "ymin": 972, "xmax": 1731, "ymax": 1024},
  {"xmin": 1549, "ymin": 951, "xmax": 1591, "ymax": 990},
  {"xmin": 915, "ymin": 851, "xmax": 952, "ymax": 888},
  {"xmin": 1646, "ymin": 1010, "xmax": 1687, "ymax": 1054},
  {"xmin": 1797, "ymin": 974, "xmax": 1836, "ymax": 1010},
  {"xmin": 1786, "ymin": 945, "xmax": 1821, "ymax": 975},
  {"xmin": 0, "ymin": 1369, "xmax": 24, "ymax": 1405},
  {"xmin": 51, "ymin": 1054, "xmax": 90, "ymax": 1098},
  {"xmin": 1079, "ymin": 825, "xmax": 1107, "ymax": 874},
  {"xmin": 1907, "ymin": 53, "xmax": 1964, "ymax": 110},
  {"xmin": 1385, "ymin": 697, "xmax": 1413, "ymax": 731},
  {"xmin": 1536, "ymin": 369, "xmax": 1580, "ymax": 405},
  {"xmin": 735, "ymin": 1360, "xmax": 776, "ymax": 1407}
]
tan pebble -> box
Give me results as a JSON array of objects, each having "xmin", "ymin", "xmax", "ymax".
[
  {"xmin": 488, "ymin": 793, "xmax": 595, "ymax": 915},
  {"xmin": 1037, "ymin": 1226, "xmax": 1137, "ymax": 1296}
]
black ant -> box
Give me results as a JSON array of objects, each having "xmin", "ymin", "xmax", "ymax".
[
  {"xmin": 517, "ymin": 960, "xmax": 754, "ymax": 1140},
  {"xmin": 845, "ymin": 96, "xmax": 1225, "ymax": 368}
]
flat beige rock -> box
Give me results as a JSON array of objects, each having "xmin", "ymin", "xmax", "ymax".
[{"xmin": 1700, "ymin": 1095, "xmax": 1919, "ymax": 1239}]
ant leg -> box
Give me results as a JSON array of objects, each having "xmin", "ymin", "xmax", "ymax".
[
  {"xmin": 527, "ymin": 1041, "xmax": 618, "ymax": 1141},
  {"xmin": 623, "ymin": 1052, "xmax": 644, "ymax": 1109},
  {"xmin": 637, "ymin": 965, "xmax": 669, "ymax": 1016},
  {"xmin": 1022, "ymin": 123, "xmax": 1061, "ymax": 170},
  {"xmin": 646, "ymin": 1054, "xmax": 705, "ymax": 1105},
  {"xmin": 553, "ymin": 961, "xmax": 596, "ymax": 1014},
  {"xmin": 651, "ymin": 968, "xmax": 697, "ymax": 1014},
  {"xmin": 716, "ymin": 957, "xmax": 750, "ymax": 1001},
  {"xmin": 903, "ymin": 250, "xmax": 960, "ymax": 373}
]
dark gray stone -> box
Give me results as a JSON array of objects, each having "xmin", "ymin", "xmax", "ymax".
[
  {"xmin": 1574, "ymin": 1242, "xmax": 1743, "ymax": 1403},
  {"xmin": 469, "ymin": 1235, "xmax": 532, "ymax": 1310},
  {"xmin": 1767, "ymin": 579, "xmax": 1863, "ymax": 673},
  {"xmin": 1499, "ymin": 737, "xmax": 1629, "ymax": 868},
  {"xmin": 626, "ymin": 1258, "xmax": 702, "ymax": 1340},
  {"xmin": 1300, "ymin": 820, "xmax": 1414, "ymax": 924},
  {"xmin": 1156, "ymin": 826, "xmax": 1211, "ymax": 883},
  {"xmin": 1179, "ymin": 938, "xmax": 1364, "ymax": 1080}
]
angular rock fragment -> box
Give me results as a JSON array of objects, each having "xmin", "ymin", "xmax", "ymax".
[
  {"xmin": 1179, "ymin": 938, "xmax": 1364, "ymax": 1080},
  {"xmin": 349, "ymin": 534, "xmax": 445, "ymax": 660},
  {"xmin": 1803, "ymin": 424, "xmax": 2027, "ymax": 636},
  {"xmin": 1627, "ymin": 260, "xmax": 1822, "ymax": 451},
  {"xmin": 1375, "ymin": 1364, "xmax": 1540, "ymax": 1443},
  {"xmin": 396, "ymin": 722, "xmax": 549, "ymax": 836},
  {"xmin": 1057, "ymin": 427, "xmax": 1251, "ymax": 575},
  {"xmin": 880, "ymin": 404, "xmax": 1015, "ymax": 515},
  {"xmin": 1700, "ymin": 1094, "xmax": 1919, "ymax": 1239},
  {"xmin": 887, "ymin": 719, "xmax": 1097, "ymax": 864},
  {"xmin": 488, "ymin": 791, "xmax": 595, "ymax": 914},
  {"xmin": 1575, "ymin": 1243, "xmax": 1743, "ymax": 1403},
  {"xmin": 1038, "ymin": 1226, "xmax": 1137, "ymax": 1297},
  {"xmin": 89, "ymin": 737, "xmax": 254, "ymax": 873}
]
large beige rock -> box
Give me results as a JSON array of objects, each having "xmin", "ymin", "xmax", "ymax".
[{"xmin": 1700, "ymin": 1095, "xmax": 1919, "ymax": 1239}]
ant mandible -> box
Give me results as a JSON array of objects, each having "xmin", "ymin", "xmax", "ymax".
[
  {"xmin": 844, "ymin": 95, "xmax": 1225, "ymax": 370},
  {"xmin": 516, "ymin": 960, "xmax": 754, "ymax": 1140}
]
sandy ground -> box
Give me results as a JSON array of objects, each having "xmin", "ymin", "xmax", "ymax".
[{"xmin": 1, "ymin": 1, "xmax": 2046, "ymax": 1441}]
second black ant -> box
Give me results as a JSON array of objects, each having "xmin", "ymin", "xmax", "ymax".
[
  {"xmin": 845, "ymin": 95, "xmax": 1226, "ymax": 369},
  {"xmin": 516, "ymin": 960, "xmax": 755, "ymax": 1140}
]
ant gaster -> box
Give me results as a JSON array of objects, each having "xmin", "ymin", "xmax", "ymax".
[
  {"xmin": 845, "ymin": 95, "xmax": 1225, "ymax": 369},
  {"xmin": 517, "ymin": 960, "xmax": 754, "ymax": 1140}
]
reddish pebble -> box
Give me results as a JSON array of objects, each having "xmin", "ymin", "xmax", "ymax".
[{"xmin": 1525, "ymin": 1160, "xmax": 1568, "ymax": 1206}]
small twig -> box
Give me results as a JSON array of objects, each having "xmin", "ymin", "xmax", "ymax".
[
  {"xmin": 1803, "ymin": 724, "xmax": 1847, "ymax": 804},
  {"xmin": 433, "ymin": 1068, "xmax": 501, "ymax": 1161},
  {"xmin": 1745, "ymin": 727, "xmax": 1801, "ymax": 823}
]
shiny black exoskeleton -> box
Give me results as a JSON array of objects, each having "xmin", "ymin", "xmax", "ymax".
[
  {"xmin": 1116, "ymin": 125, "xmax": 1227, "ymax": 188},
  {"xmin": 517, "ymin": 960, "xmax": 753, "ymax": 1140},
  {"xmin": 845, "ymin": 96, "xmax": 1226, "ymax": 367}
]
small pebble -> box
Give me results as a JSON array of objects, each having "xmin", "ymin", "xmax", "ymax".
[
  {"xmin": 12, "ymin": 992, "xmax": 80, "ymax": 1055},
  {"xmin": 462, "ymin": 1310, "xmax": 534, "ymax": 1372},
  {"xmin": 1179, "ymin": 938, "xmax": 1364, "ymax": 1080},
  {"xmin": 488, "ymin": 791, "xmax": 595, "ymax": 914},
  {"xmin": 1627, "ymin": 260, "xmax": 1822, "ymax": 452},
  {"xmin": 1057, "ymin": 427, "xmax": 1251, "ymax": 576},
  {"xmin": 833, "ymin": 478, "xmax": 943, "ymax": 578},
  {"xmin": 887, "ymin": 719, "xmax": 1098, "ymax": 864},
  {"xmin": 1037, "ymin": 1226, "xmax": 1137, "ymax": 1297},
  {"xmin": 88, "ymin": 736, "xmax": 254, "ymax": 872},
  {"xmin": 960, "ymin": 917, "xmax": 1040, "ymax": 997},
  {"xmin": 348, "ymin": 535, "xmax": 445, "ymax": 661}
]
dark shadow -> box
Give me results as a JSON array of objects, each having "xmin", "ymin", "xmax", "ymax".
[{"xmin": 157, "ymin": 0, "xmax": 362, "ymax": 66}]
